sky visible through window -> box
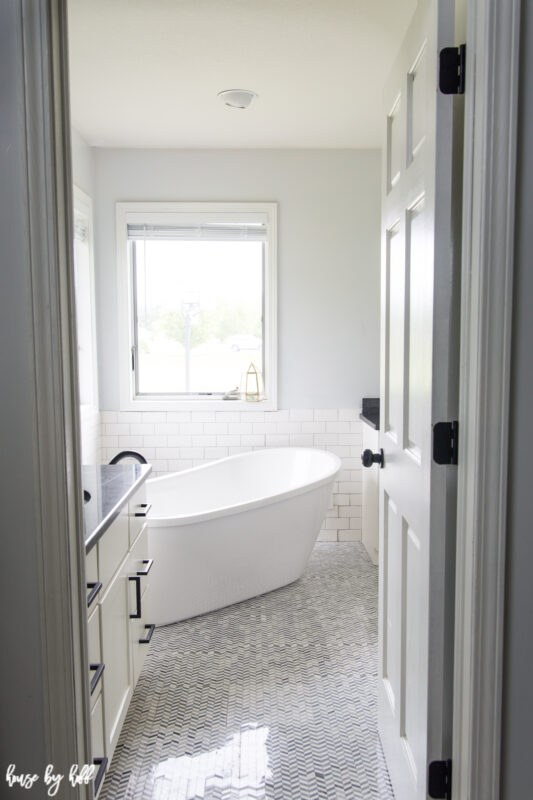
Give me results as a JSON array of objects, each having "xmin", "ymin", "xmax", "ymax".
[{"xmin": 133, "ymin": 239, "xmax": 263, "ymax": 394}]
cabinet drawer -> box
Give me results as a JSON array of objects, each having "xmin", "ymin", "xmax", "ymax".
[
  {"xmin": 98, "ymin": 509, "xmax": 129, "ymax": 591},
  {"xmin": 87, "ymin": 606, "xmax": 103, "ymax": 706},
  {"xmin": 91, "ymin": 692, "xmax": 105, "ymax": 757},
  {"xmin": 90, "ymin": 693, "xmax": 106, "ymax": 796},
  {"xmin": 129, "ymin": 483, "xmax": 149, "ymax": 546},
  {"xmin": 86, "ymin": 545, "xmax": 102, "ymax": 611},
  {"xmin": 100, "ymin": 556, "xmax": 133, "ymax": 761},
  {"xmin": 129, "ymin": 525, "xmax": 154, "ymax": 683},
  {"xmin": 87, "ymin": 606, "xmax": 101, "ymax": 665},
  {"xmin": 131, "ymin": 587, "xmax": 154, "ymax": 685},
  {"xmin": 128, "ymin": 525, "xmax": 151, "ymax": 624},
  {"xmin": 129, "ymin": 524, "xmax": 149, "ymax": 574},
  {"xmin": 86, "ymin": 546, "xmax": 98, "ymax": 585}
]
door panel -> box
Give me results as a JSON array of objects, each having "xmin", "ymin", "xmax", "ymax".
[
  {"xmin": 378, "ymin": 1, "xmax": 459, "ymax": 798},
  {"xmin": 407, "ymin": 43, "xmax": 428, "ymax": 164},
  {"xmin": 384, "ymin": 221, "xmax": 404, "ymax": 443},
  {"xmin": 387, "ymin": 96, "xmax": 403, "ymax": 192},
  {"xmin": 402, "ymin": 521, "xmax": 424, "ymax": 779},
  {"xmin": 382, "ymin": 493, "xmax": 401, "ymax": 715},
  {"xmin": 405, "ymin": 194, "xmax": 428, "ymax": 460}
]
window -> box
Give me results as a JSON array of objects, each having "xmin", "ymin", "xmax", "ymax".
[
  {"xmin": 74, "ymin": 187, "xmax": 98, "ymax": 409},
  {"xmin": 117, "ymin": 203, "xmax": 277, "ymax": 410}
]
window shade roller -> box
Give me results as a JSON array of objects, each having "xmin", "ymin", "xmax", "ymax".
[
  {"xmin": 74, "ymin": 212, "xmax": 88, "ymax": 242},
  {"xmin": 127, "ymin": 223, "xmax": 267, "ymax": 242}
]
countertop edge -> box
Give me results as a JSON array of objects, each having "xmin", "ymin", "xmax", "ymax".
[
  {"xmin": 359, "ymin": 412, "xmax": 379, "ymax": 430},
  {"xmin": 85, "ymin": 464, "xmax": 152, "ymax": 554}
]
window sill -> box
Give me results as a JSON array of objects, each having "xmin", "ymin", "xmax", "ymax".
[{"xmin": 120, "ymin": 397, "xmax": 278, "ymax": 412}]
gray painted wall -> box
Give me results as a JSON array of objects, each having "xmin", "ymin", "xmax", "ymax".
[
  {"xmin": 71, "ymin": 127, "xmax": 95, "ymax": 197},
  {"xmin": 92, "ymin": 148, "xmax": 381, "ymax": 410},
  {"xmin": 500, "ymin": 1, "xmax": 533, "ymax": 795}
]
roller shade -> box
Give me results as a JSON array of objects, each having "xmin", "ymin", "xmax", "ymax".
[
  {"xmin": 127, "ymin": 223, "xmax": 267, "ymax": 242},
  {"xmin": 74, "ymin": 211, "xmax": 88, "ymax": 242}
]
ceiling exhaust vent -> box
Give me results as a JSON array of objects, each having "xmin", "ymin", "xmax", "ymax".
[{"xmin": 217, "ymin": 89, "xmax": 257, "ymax": 109}]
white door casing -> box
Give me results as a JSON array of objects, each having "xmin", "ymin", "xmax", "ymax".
[
  {"xmin": 362, "ymin": 423, "xmax": 380, "ymax": 565},
  {"xmin": 378, "ymin": 1, "xmax": 461, "ymax": 798}
]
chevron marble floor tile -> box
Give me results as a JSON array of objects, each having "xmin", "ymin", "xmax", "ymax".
[{"xmin": 100, "ymin": 542, "xmax": 394, "ymax": 800}]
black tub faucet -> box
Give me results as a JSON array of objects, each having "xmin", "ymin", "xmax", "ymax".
[{"xmin": 109, "ymin": 450, "xmax": 147, "ymax": 465}]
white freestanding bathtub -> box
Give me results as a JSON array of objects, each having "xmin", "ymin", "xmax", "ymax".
[{"xmin": 146, "ymin": 448, "xmax": 341, "ymax": 625}]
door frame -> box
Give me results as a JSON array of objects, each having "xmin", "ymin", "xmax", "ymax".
[
  {"xmin": 452, "ymin": 0, "xmax": 521, "ymax": 798},
  {"xmin": 1, "ymin": 0, "xmax": 91, "ymax": 795},
  {"xmin": 10, "ymin": 0, "xmax": 521, "ymax": 797}
]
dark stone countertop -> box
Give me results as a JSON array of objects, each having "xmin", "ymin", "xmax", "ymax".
[
  {"xmin": 360, "ymin": 397, "xmax": 380, "ymax": 430},
  {"xmin": 83, "ymin": 463, "xmax": 152, "ymax": 553}
]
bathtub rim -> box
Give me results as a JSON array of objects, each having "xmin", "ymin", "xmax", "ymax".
[{"xmin": 146, "ymin": 447, "xmax": 341, "ymax": 528}]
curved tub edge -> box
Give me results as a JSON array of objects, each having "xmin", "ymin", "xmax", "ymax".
[{"xmin": 146, "ymin": 447, "xmax": 341, "ymax": 527}]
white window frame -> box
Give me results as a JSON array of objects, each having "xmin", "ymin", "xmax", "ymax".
[
  {"xmin": 116, "ymin": 202, "xmax": 278, "ymax": 411},
  {"xmin": 73, "ymin": 185, "xmax": 99, "ymax": 409}
]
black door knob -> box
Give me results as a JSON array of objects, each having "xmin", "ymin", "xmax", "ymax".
[{"xmin": 361, "ymin": 448, "xmax": 384, "ymax": 468}]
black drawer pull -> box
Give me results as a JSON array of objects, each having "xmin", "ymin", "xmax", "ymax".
[
  {"xmin": 87, "ymin": 582, "xmax": 102, "ymax": 608},
  {"xmin": 134, "ymin": 502, "xmax": 152, "ymax": 518},
  {"xmin": 93, "ymin": 757, "xmax": 108, "ymax": 795},
  {"xmin": 137, "ymin": 558, "xmax": 154, "ymax": 576},
  {"xmin": 139, "ymin": 624, "xmax": 155, "ymax": 644},
  {"xmin": 89, "ymin": 663, "xmax": 105, "ymax": 695},
  {"xmin": 128, "ymin": 575, "xmax": 142, "ymax": 618}
]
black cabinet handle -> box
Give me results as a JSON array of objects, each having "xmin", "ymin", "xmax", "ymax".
[
  {"xmin": 134, "ymin": 502, "xmax": 152, "ymax": 518},
  {"xmin": 87, "ymin": 582, "xmax": 102, "ymax": 608},
  {"xmin": 93, "ymin": 757, "xmax": 108, "ymax": 795},
  {"xmin": 89, "ymin": 663, "xmax": 105, "ymax": 695},
  {"xmin": 137, "ymin": 558, "xmax": 154, "ymax": 576},
  {"xmin": 139, "ymin": 624, "xmax": 155, "ymax": 644},
  {"xmin": 128, "ymin": 575, "xmax": 142, "ymax": 619}
]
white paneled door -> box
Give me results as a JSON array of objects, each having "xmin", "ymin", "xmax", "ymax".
[{"xmin": 378, "ymin": 1, "xmax": 461, "ymax": 799}]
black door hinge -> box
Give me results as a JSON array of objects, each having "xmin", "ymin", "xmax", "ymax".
[
  {"xmin": 428, "ymin": 759, "xmax": 452, "ymax": 799},
  {"xmin": 439, "ymin": 44, "xmax": 466, "ymax": 94},
  {"xmin": 433, "ymin": 421, "xmax": 459, "ymax": 465}
]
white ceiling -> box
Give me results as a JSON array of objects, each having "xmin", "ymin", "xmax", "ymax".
[{"xmin": 68, "ymin": 0, "xmax": 417, "ymax": 149}]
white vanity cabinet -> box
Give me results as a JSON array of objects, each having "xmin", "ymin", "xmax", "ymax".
[
  {"xmin": 128, "ymin": 481, "xmax": 148, "ymax": 546},
  {"xmin": 100, "ymin": 548, "xmax": 133, "ymax": 761},
  {"xmin": 84, "ymin": 474, "xmax": 153, "ymax": 796},
  {"xmin": 86, "ymin": 544, "xmax": 107, "ymax": 795},
  {"xmin": 128, "ymin": 527, "xmax": 155, "ymax": 684}
]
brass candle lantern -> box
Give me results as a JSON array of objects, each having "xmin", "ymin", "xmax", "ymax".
[{"xmin": 241, "ymin": 362, "xmax": 264, "ymax": 402}]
